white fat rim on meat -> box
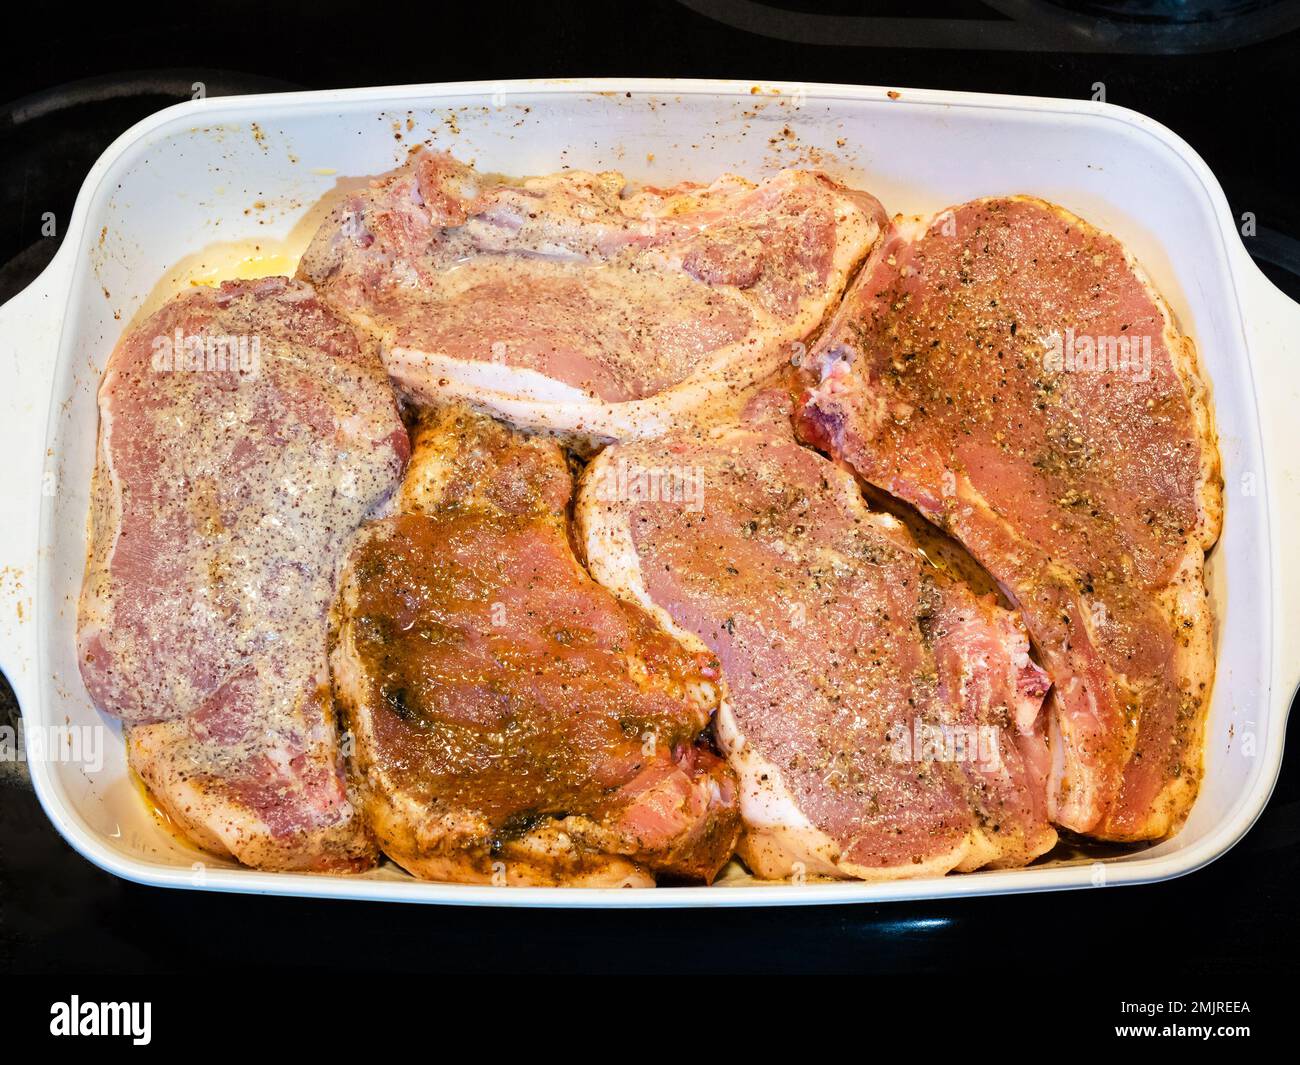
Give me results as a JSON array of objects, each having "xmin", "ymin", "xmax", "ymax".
[
  {"xmin": 390, "ymin": 329, "xmax": 786, "ymax": 443},
  {"xmin": 389, "ymin": 346, "xmax": 596, "ymax": 406}
]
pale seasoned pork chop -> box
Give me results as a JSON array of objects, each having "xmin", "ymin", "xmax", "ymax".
[
  {"xmin": 298, "ymin": 149, "xmax": 884, "ymax": 442},
  {"xmin": 77, "ymin": 278, "xmax": 408, "ymax": 871},
  {"xmin": 331, "ymin": 407, "xmax": 740, "ymax": 886},
  {"xmin": 798, "ymin": 198, "xmax": 1222, "ymax": 840},
  {"xmin": 576, "ymin": 394, "xmax": 1056, "ymax": 880}
]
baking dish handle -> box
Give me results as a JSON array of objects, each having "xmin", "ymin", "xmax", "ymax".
[
  {"xmin": 0, "ymin": 248, "xmax": 71, "ymax": 713},
  {"xmin": 1244, "ymin": 261, "xmax": 1300, "ymax": 705}
]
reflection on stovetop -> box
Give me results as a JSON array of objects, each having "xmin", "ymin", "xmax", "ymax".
[{"xmin": 679, "ymin": 0, "xmax": 1300, "ymax": 53}]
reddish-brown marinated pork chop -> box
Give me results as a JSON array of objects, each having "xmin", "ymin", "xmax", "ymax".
[
  {"xmin": 77, "ymin": 277, "xmax": 408, "ymax": 871},
  {"xmin": 331, "ymin": 407, "xmax": 740, "ymax": 886},
  {"xmin": 298, "ymin": 149, "xmax": 884, "ymax": 442},
  {"xmin": 797, "ymin": 198, "xmax": 1222, "ymax": 840},
  {"xmin": 577, "ymin": 394, "xmax": 1056, "ymax": 880}
]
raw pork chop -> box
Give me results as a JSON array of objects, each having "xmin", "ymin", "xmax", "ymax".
[
  {"xmin": 77, "ymin": 277, "xmax": 408, "ymax": 871},
  {"xmin": 576, "ymin": 393, "xmax": 1056, "ymax": 880},
  {"xmin": 330, "ymin": 406, "xmax": 740, "ymax": 886},
  {"xmin": 797, "ymin": 198, "xmax": 1222, "ymax": 840},
  {"xmin": 297, "ymin": 149, "xmax": 884, "ymax": 442}
]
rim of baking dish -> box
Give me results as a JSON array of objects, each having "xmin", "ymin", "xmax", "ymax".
[{"xmin": 23, "ymin": 78, "xmax": 1287, "ymax": 906}]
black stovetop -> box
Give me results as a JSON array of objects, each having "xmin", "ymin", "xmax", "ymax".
[{"xmin": 3, "ymin": 0, "xmax": 1298, "ymax": 978}]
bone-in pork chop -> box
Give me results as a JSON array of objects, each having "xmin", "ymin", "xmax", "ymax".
[
  {"xmin": 77, "ymin": 277, "xmax": 408, "ymax": 870},
  {"xmin": 330, "ymin": 407, "xmax": 740, "ymax": 886},
  {"xmin": 297, "ymin": 149, "xmax": 884, "ymax": 443},
  {"xmin": 576, "ymin": 393, "xmax": 1056, "ymax": 880},
  {"xmin": 797, "ymin": 198, "xmax": 1222, "ymax": 840}
]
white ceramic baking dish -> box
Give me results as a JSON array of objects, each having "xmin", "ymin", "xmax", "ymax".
[{"xmin": 1, "ymin": 78, "xmax": 1296, "ymax": 907}]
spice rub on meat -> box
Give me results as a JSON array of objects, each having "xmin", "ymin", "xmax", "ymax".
[
  {"xmin": 330, "ymin": 407, "xmax": 741, "ymax": 886},
  {"xmin": 77, "ymin": 277, "xmax": 409, "ymax": 871},
  {"xmin": 798, "ymin": 197, "xmax": 1222, "ymax": 840},
  {"xmin": 78, "ymin": 151, "xmax": 1225, "ymax": 886},
  {"xmin": 298, "ymin": 149, "xmax": 885, "ymax": 443},
  {"xmin": 577, "ymin": 392, "xmax": 1056, "ymax": 880}
]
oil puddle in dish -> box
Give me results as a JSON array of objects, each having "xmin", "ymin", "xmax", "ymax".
[
  {"xmin": 128, "ymin": 238, "xmax": 305, "ymax": 331},
  {"xmin": 125, "ymin": 172, "xmax": 374, "ymax": 330},
  {"xmin": 127, "ymin": 767, "xmax": 186, "ymax": 844}
]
